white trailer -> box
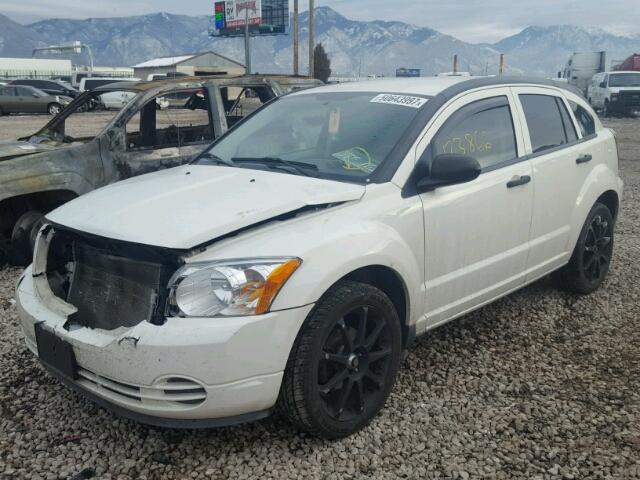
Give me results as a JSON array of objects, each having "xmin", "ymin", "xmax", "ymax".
[{"xmin": 562, "ymin": 51, "xmax": 607, "ymax": 96}]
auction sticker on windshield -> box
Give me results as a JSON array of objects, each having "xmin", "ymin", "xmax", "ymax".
[{"xmin": 370, "ymin": 94, "xmax": 428, "ymax": 109}]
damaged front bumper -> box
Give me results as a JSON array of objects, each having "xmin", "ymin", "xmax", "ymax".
[{"xmin": 17, "ymin": 266, "xmax": 313, "ymax": 428}]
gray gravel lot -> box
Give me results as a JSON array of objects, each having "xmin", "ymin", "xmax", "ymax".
[{"xmin": 1, "ymin": 118, "xmax": 639, "ymax": 479}]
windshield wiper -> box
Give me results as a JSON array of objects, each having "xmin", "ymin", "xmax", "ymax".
[
  {"xmin": 198, "ymin": 152, "xmax": 236, "ymax": 168},
  {"xmin": 231, "ymin": 157, "xmax": 319, "ymax": 178}
]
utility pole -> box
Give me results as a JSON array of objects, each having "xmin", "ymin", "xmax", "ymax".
[
  {"xmin": 308, "ymin": 0, "xmax": 315, "ymax": 79},
  {"xmin": 293, "ymin": 0, "xmax": 299, "ymax": 76},
  {"xmin": 499, "ymin": 53, "xmax": 505, "ymax": 77},
  {"xmin": 453, "ymin": 54, "xmax": 458, "ymax": 75},
  {"xmin": 244, "ymin": 7, "xmax": 251, "ymax": 75}
]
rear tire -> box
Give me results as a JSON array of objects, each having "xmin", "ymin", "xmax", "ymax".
[
  {"xmin": 0, "ymin": 105, "xmax": 4, "ymax": 116},
  {"xmin": 10, "ymin": 211, "xmax": 45, "ymax": 266},
  {"xmin": 554, "ymin": 203, "xmax": 614, "ymax": 294},
  {"xmin": 279, "ymin": 281, "xmax": 403, "ymax": 439}
]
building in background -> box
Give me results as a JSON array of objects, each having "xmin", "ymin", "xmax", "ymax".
[
  {"xmin": 133, "ymin": 52, "xmax": 246, "ymax": 79},
  {"xmin": 0, "ymin": 58, "xmax": 72, "ymax": 80}
]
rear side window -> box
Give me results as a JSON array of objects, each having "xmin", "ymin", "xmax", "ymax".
[
  {"xmin": 433, "ymin": 96, "xmax": 518, "ymax": 170},
  {"xmin": 557, "ymin": 99, "xmax": 578, "ymax": 143},
  {"xmin": 569, "ymin": 101, "xmax": 596, "ymax": 137},
  {"xmin": 520, "ymin": 94, "xmax": 576, "ymax": 154}
]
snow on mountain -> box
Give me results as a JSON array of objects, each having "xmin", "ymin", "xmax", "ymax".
[{"xmin": 0, "ymin": 8, "xmax": 638, "ymax": 76}]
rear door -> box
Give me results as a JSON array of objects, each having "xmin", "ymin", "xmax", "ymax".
[
  {"xmin": 418, "ymin": 88, "xmax": 534, "ymax": 326},
  {"xmin": 512, "ymin": 87, "xmax": 590, "ymax": 280},
  {"xmin": 104, "ymin": 87, "xmax": 217, "ymax": 182}
]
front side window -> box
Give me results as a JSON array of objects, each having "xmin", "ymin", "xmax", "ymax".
[
  {"xmin": 608, "ymin": 73, "xmax": 640, "ymax": 88},
  {"xmin": 34, "ymin": 90, "xmax": 136, "ymax": 143},
  {"xmin": 196, "ymin": 91, "xmax": 427, "ymax": 183},
  {"xmin": 520, "ymin": 94, "xmax": 573, "ymax": 154},
  {"xmin": 433, "ymin": 96, "xmax": 517, "ymax": 170},
  {"xmin": 569, "ymin": 101, "xmax": 596, "ymax": 137}
]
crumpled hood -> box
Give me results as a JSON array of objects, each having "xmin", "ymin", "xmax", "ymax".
[
  {"xmin": 47, "ymin": 165, "xmax": 366, "ymax": 249},
  {"xmin": 0, "ymin": 140, "xmax": 61, "ymax": 161}
]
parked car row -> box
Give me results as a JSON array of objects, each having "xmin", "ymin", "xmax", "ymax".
[{"xmin": 9, "ymin": 76, "xmax": 622, "ymax": 439}]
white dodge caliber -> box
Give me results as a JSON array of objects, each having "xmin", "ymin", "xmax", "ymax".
[{"xmin": 17, "ymin": 77, "xmax": 623, "ymax": 439}]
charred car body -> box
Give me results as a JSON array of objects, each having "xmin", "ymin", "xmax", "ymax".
[{"xmin": 0, "ymin": 76, "xmax": 279, "ymax": 266}]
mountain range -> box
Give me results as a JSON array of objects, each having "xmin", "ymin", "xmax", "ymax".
[{"xmin": 1, "ymin": 7, "xmax": 639, "ymax": 77}]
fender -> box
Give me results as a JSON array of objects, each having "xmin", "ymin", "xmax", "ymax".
[
  {"xmin": 566, "ymin": 162, "xmax": 623, "ymax": 254},
  {"xmin": 0, "ymin": 171, "xmax": 94, "ymax": 203},
  {"xmin": 186, "ymin": 185, "xmax": 426, "ymax": 326}
]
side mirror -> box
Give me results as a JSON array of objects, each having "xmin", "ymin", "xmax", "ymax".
[
  {"xmin": 599, "ymin": 82, "xmax": 607, "ymax": 88},
  {"xmin": 416, "ymin": 153, "xmax": 481, "ymax": 192},
  {"xmin": 32, "ymin": 93, "xmax": 40, "ymax": 98}
]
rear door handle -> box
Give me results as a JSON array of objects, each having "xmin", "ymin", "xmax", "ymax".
[
  {"xmin": 576, "ymin": 154, "xmax": 593, "ymax": 164},
  {"xmin": 507, "ymin": 175, "xmax": 531, "ymax": 189}
]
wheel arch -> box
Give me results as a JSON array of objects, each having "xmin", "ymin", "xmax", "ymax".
[
  {"xmin": 0, "ymin": 189, "xmax": 79, "ymax": 238},
  {"xmin": 324, "ymin": 265, "xmax": 414, "ymax": 350},
  {"xmin": 567, "ymin": 165, "xmax": 622, "ymax": 257},
  {"xmin": 596, "ymin": 189, "xmax": 619, "ymax": 221}
]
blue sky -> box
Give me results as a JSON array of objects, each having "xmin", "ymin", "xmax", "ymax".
[{"xmin": 1, "ymin": 0, "xmax": 638, "ymax": 42}]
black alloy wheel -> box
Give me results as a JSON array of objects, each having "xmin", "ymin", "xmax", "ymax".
[
  {"xmin": 318, "ymin": 305, "xmax": 394, "ymax": 422},
  {"xmin": 555, "ymin": 202, "xmax": 615, "ymax": 294},
  {"xmin": 280, "ymin": 281, "xmax": 403, "ymax": 439},
  {"xmin": 582, "ymin": 213, "xmax": 613, "ymax": 284}
]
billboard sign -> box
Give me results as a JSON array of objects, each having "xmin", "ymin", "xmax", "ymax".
[
  {"xmin": 210, "ymin": 0, "xmax": 289, "ymax": 37},
  {"xmin": 225, "ymin": 0, "xmax": 262, "ymax": 28},
  {"xmin": 396, "ymin": 68, "xmax": 421, "ymax": 78}
]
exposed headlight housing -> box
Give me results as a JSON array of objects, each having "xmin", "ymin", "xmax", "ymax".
[{"xmin": 167, "ymin": 258, "xmax": 302, "ymax": 317}]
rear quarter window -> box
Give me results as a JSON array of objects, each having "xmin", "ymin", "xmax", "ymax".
[{"xmin": 569, "ymin": 101, "xmax": 596, "ymax": 137}]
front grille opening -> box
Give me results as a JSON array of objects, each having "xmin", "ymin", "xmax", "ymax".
[{"xmin": 45, "ymin": 226, "xmax": 182, "ymax": 331}]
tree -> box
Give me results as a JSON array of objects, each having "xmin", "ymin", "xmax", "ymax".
[{"xmin": 313, "ymin": 43, "xmax": 332, "ymax": 83}]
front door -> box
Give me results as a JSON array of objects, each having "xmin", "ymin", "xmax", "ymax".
[{"xmin": 417, "ymin": 89, "xmax": 534, "ymax": 328}]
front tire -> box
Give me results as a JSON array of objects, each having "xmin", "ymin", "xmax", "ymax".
[
  {"xmin": 603, "ymin": 100, "xmax": 611, "ymax": 118},
  {"xmin": 48, "ymin": 103, "xmax": 62, "ymax": 115},
  {"xmin": 554, "ymin": 203, "xmax": 614, "ymax": 294},
  {"xmin": 279, "ymin": 281, "xmax": 403, "ymax": 439}
]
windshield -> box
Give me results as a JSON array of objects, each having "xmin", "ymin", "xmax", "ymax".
[
  {"xmin": 195, "ymin": 91, "xmax": 428, "ymax": 183},
  {"xmin": 609, "ymin": 73, "xmax": 640, "ymax": 87}
]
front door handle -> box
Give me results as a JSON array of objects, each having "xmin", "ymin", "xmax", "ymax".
[
  {"xmin": 576, "ymin": 154, "xmax": 593, "ymax": 164},
  {"xmin": 507, "ymin": 175, "xmax": 532, "ymax": 189}
]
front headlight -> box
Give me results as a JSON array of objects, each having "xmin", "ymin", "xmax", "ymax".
[{"xmin": 167, "ymin": 258, "xmax": 302, "ymax": 317}]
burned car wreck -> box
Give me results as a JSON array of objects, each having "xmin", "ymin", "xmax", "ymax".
[{"xmin": 0, "ymin": 76, "xmax": 280, "ymax": 266}]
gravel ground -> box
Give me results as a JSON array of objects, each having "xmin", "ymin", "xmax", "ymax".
[{"xmin": 1, "ymin": 118, "xmax": 639, "ymax": 480}]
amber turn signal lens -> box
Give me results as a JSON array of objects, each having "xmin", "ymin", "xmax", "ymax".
[{"xmin": 255, "ymin": 259, "xmax": 302, "ymax": 314}]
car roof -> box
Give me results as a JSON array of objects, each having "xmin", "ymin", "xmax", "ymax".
[
  {"xmin": 291, "ymin": 76, "xmax": 584, "ymax": 99},
  {"xmin": 92, "ymin": 75, "xmax": 275, "ymax": 93}
]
